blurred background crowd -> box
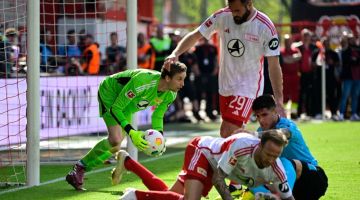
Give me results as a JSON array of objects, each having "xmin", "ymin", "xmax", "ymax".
[{"xmin": 0, "ymin": 22, "xmax": 359, "ymax": 124}]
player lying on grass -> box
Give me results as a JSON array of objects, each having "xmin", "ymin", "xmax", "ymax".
[
  {"xmin": 245, "ymin": 94, "xmax": 328, "ymax": 199},
  {"xmin": 222, "ymin": 157, "xmax": 319, "ymax": 200},
  {"xmin": 66, "ymin": 62, "xmax": 187, "ymax": 190},
  {"xmin": 113, "ymin": 130, "xmax": 295, "ymax": 200}
]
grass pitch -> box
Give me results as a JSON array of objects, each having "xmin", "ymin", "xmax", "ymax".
[{"xmin": 0, "ymin": 121, "xmax": 359, "ymax": 200}]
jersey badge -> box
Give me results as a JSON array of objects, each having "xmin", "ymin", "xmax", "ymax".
[
  {"xmin": 232, "ymin": 110, "xmax": 240, "ymax": 116},
  {"xmin": 245, "ymin": 33, "xmax": 259, "ymax": 42},
  {"xmin": 228, "ymin": 156, "xmax": 237, "ymax": 166},
  {"xmin": 197, "ymin": 167, "xmax": 207, "ymax": 177},
  {"xmin": 137, "ymin": 100, "xmax": 149, "ymax": 109},
  {"xmin": 154, "ymin": 98, "xmax": 163, "ymax": 105},
  {"xmin": 227, "ymin": 39, "xmax": 245, "ymax": 57},
  {"xmin": 279, "ymin": 181, "xmax": 290, "ymax": 193},
  {"xmin": 126, "ymin": 90, "xmax": 136, "ymax": 99},
  {"xmin": 268, "ymin": 38, "xmax": 279, "ymax": 50},
  {"xmin": 205, "ymin": 19, "xmax": 213, "ymax": 28}
]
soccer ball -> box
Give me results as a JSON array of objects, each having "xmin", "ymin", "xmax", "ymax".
[{"xmin": 143, "ymin": 129, "xmax": 166, "ymax": 157}]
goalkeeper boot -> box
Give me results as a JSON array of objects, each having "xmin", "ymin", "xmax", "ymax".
[
  {"xmin": 66, "ymin": 163, "xmax": 86, "ymax": 190},
  {"xmin": 112, "ymin": 150, "xmax": 129, "ymax": 185},
  {"xmin": 119, "ymin": 188, "xmax": 137, "ymax": 200}
]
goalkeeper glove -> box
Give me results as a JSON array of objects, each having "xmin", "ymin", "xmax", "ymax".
[{"xmin": 129, "ymin": 129, "xmax": 148, "ymax": 151}]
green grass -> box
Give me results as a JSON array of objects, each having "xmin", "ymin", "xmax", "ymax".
[{"xmin": 1, "ymin": 121, "xmax": 359, "ymax": 199}]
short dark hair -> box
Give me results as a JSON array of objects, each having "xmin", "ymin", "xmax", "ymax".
[
  {"xmin": 161, "ymin": 61, "xmax": 187, "ymax": 79},
  {"xmin": 228, "ymin": 0, "xmax": 251, "ymax": 5},
  {"xmin": 67, "ymin": 29, "xmax": 76, "ymax": 36},
  {"xmin": 261, "ymin": 129, "xmax": 288, "ymax": 147},
  {"xmin": 252, "ymin": 94, "xmax": 276, "ymax": 111},
  {"xmin": 110, "ymin": 32, "xmax": 117, "ymax": 37}
]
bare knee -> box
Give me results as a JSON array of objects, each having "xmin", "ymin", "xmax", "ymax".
[
  {"xmin": 220, "ymin": 120, "xmax": 242, "ymax": 138},
  {"xmin": 107, "ymin": 126, "xmax": 125, "ymax": 147},
  {"xmin": 169, "ymin": 180, "xmax": 185, "ymax": 195}
]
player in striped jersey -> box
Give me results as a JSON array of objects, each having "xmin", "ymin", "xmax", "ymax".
[
  {"xmin": 66, "ymin": 62, "xmax": 187, "ymax": 190},
  {"xmin": 116, "ymin": 130, "xmax": 295, "ymax": 200},
  {"xmin": 165, "ymin": 0, "xmax": 285, "ymax": 138}
]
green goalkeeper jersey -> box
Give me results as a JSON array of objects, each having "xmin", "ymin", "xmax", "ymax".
[{"xmin": 98, "ymin": 69, "xmax": 177, "ymax": 131}]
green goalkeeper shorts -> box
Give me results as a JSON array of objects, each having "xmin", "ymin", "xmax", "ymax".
[
  {"xmin": 97, "ymin": 91, "xmax": 132, "ymax": 129},
  {"xmin": 98, "ymin": 91, "xmax": 118, "ymax": 127}
]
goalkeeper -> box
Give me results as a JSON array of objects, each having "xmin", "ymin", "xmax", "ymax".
[{"xmin": 66, "ymin": 62, "xmax": 187, "ymax": 190}]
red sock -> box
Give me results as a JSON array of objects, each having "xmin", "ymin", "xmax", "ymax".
[
  {"xmin": 124, "ymin": 157, "xmax": 168, "ymax": 191},
  {"xmin": 135, "ymin": 190, "xmax": 183, "ymax": 200}
]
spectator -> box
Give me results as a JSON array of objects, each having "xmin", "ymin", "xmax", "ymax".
[
  {"xmin": 77, "ymin": 29, "xmax": 87, "ymax": 54},
  {"xmin": 297, "ymin": 29, "xmax": 319, "ymax": 118},
  {"xmin": 150, "ymin": 24, "xmax": 171, "ymax": 71},
  {"xmin": 5, "ymin": 28, "xmax": 20, "ymax": 67},
  {"xmin": 0, "ymin": 33, "xmax": 11, "ymax": 77},
  {"xmin": 322, "ymin": 37, "xmax": 341, "ymax": 120},
  {"xmin": 105, "ymin": 32, "xmax": 126, "ymax": 74},
  {"xmin": 194, "ymin": 38, "xmax": 219, "ymax": 121},
  {"xmin": 137, "ymin": 32, "xmax": 155, "ymax": 70},
  {"xmin": 58, "ymin": 30, "xmax": 82, "ymax": 60},
  {"xmin": 79, "ymin": 34, "xmax": 101, "ymax": 75},
  {"xmin": 178, "ymin": 48, "xmax": 202, "ymax": 122},
  {"xmin": 339, "ymin": 35, "xmax": 360, "ymax": 121},
  {"xmin": 311, "ymin": 35, "xmax": 324, "ymax": 119},
  {"xmin": 57, "ymin": 30, "xmax": 82, "ymax": 74},
  {"xmin": 280, "ymin": 34, "xmax": 301, "ymax": 118},
  {"xmin": 40, "ymin": 30, "xmax": 56, "ymax": 72}
]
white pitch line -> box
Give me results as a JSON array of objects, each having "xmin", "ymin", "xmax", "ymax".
[{"xmin": 0, "ymin": 151, "xmax": 184, "ymax": 196}]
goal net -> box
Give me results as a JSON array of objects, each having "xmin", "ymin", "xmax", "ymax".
[
  {"xmin": 0, "ymin": 0, "xmax": 152, "ymax": 190},
  {"xmin": 0, "ymin": 0, "xmax": 27, "ymax": 188}
]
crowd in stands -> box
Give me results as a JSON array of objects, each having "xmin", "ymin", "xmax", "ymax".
[
  {"xmin": 1, "ymin": 25, "xmax": 359, "ymax": 122},
  {"xmin": 280, "ymin": 29, "xmax": 360, "ymax": 121}
]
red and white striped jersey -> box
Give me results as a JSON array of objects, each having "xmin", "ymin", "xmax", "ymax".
[
  {"xmin": 196, "ymin": 134, "xmax": 292, "ymax": 199},
  {"xmin": 199, "ymin": 8, "xmax": 280, "ymax": 98}
]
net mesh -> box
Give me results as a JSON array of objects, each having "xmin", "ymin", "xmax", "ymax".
[
  {"xmin": 0, "ymin": 0, "xmax": 27, "ymax": 187},
  {"xmin": 0, "ymin": 0, "xmax": 128, "ymax": 188}
]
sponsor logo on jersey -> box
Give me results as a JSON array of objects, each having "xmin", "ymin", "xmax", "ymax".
[
  {"xmin": 232, "ymin": 110, "xmax": 240, "ymax": 116},
  {"xmin": 244, "ymin": 33, "xmax": 259, "ymax": 42},
  {"xmin": 154, "ymin": 98, "xmax": 163, "ymax": 105},
  {"xmin": 279, "ymin": 181, "xmax": 290, "ymax": 193},
  {"xmin": 227, "ymin": 39, "xmax": 245, "ymax": 57},
  {"xmin": 205, "ymin": 19, "xmax": 213, "ymax": 28},
  {"xmin": 126, "ymin": 90, "xmax": 136, "ymax": 99},
  {"xmin": 228, "ymin": 156, "xmax": 237, "ymax": 166},
  {"xmin": 137, "ymin": 100, "xmax": 149, "ymax": 109},
  {"xmin": 197, "ymin": 167, "xmax": 207, "ymax": 177},
  {"xmin": 268, "ymin": 38, "xmax": 279, "ymax": 50}
]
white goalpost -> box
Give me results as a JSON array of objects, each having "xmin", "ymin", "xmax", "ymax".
[
  {"xmin": 126, "ymin": 0, "xmax": 138, "ymax": 161},
  {"xmin": 26, "ymin": 0, "xmax": 40, "ymax": 187}
]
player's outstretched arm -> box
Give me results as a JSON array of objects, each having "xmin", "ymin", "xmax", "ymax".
[
  {"xmin": 165, "ymin": 28, "xmax": 203, "ymax": 65},
  {"xmin": 212, "ymin": 167, "xmax": 233, "ymax": 200},
  {"xmin": 267, "ymin": 56, "xmax": 285, "ymax": 117}
]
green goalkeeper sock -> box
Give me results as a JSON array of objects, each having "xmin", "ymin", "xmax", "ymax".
[{"xmin": 80, "ymin": 138, "xmax": 113, "ymax": 171}]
